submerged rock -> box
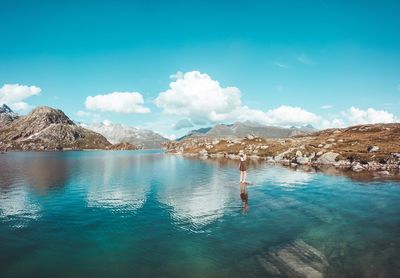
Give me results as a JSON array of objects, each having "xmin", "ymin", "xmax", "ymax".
[{"xmin": 257, "ymin": 239, "xmax": 329, "ymax": 278}]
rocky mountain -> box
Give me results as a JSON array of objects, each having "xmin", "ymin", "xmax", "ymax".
[
  {"xmin": 177, "ymin": 121, "xmax": 317, "ymax": 141},
  {"xmin": 0, "ymin": 106, "xmax": 112, "ymax": 151},
  {"xmin": 0, "ymin": 104, "xmax": 19, "ymax": 125},
  {"xmin": 80, "ymin": 122, "xmax": 169, "ymax": 149}
]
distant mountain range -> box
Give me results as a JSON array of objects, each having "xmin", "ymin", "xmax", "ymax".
[
  {"xmin": 0, "ymin": 105, "xmax": 111, "ymax": 151},
  {"xmin": 0, "ymin": 104, "xmax": 318, "ymax": 151},
  {"xmin": 79, "ymin": 122, "xmax": 169, "ymax": 149},
  {"xmin": 0, "ymin": 104, "xmax": 19, "ymax": 125},
  {"xmin": 177, "ymin": 121, "xmax": 317, "ymax": 141}
]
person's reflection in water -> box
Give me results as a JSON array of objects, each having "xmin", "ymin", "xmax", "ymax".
[{"xmin": 240, "ymin": 182, "xmax": 249, "ymax": 214}]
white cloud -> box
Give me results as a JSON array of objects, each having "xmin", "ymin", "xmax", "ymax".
[
  {"xmin": 344, "ymin": 106, "xmax": 396, "ymax": 125},
  {"xmin": 297, "ymin": 53, "xmax": 313, "ymax": 65},
  {"xmin": 321, "ymin": 118, "xmax": 346, "ymax": 129},
  {"xmin": 236, "ymin": 105, "xmax": 319, "ymax": 126},
  {"xmin": 0, "ymin": 83, "xmax": 41, "ymax": 111},
  {"xmin": 155, "ymin": 71, "xmax": 241, "ymax": 122},
  {"xmin": 156, "ymin": 71, "xmax": 319, "ymax": 126},
  {"xmin": 102, "ymin": 119, "xmax": 112, "ymax": 126},
  {"xmin": 321, "ymin": 105, "xmax": 333, "ymax": 109},
  {"xmin": 85, "ymin": 92, "xmax": 150, "ymax": 114},
  {"xmin": 169, "ymin": 71, "xmax": 184, "ymax": 80},
  {"xmin": 321, "ymin": 107, "xmax": 398, "ymax": 129},
  {"xmin": 273, "ymin": 62, "xmax": 289, "ymax": 68}
]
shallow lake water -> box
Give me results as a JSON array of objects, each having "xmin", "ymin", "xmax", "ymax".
[{"xmin": 0, "ymin": 150, "xmax": 399, "ymax": 277}]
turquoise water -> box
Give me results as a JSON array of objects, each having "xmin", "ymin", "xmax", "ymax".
[{"xmin": 0, "ymin": 150, "xmax": 399, "ymax": 277}]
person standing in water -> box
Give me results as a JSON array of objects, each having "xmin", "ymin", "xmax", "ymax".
[{"xmin": 239, "ymin": 150, "xmax": 248, "ymax": 183}]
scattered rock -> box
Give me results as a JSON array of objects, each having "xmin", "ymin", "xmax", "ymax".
[
  {"xmin": 316, "ymin": 152, "xmax": 339, "ymax": 164},
  {"xmin": 392, "ymin": 153, "xmax": 400, "ymax": 159},
  {"xmin": 198, "ymin": 149, "xmax": 208, "ymax": 156},
  {"xmin": 296, "ymin": 156, "xmax": 309, "ymax": 165},
  {"xmin": 265, "ymin": 156, "xmax": 275, "ymax": 163},
  {"xmin": 327, "ymin": 138, "xmax": 335, "ymax": 143},
  {"xmin": 246, "ymin": 134, "xmax": 255, "ymax": 140},
  {"xmin": 368, "ymin": 145, "xmax": 379, "ymax": 153},
  {"xmin": 212, "ymin": 140, "xmax": 220, "ymax": 145},
  {"xmin": 377, "ymin": 170, "xmax": 390, "ymax": 175},
  {"xmin": 352, "ymin": 162, "xmax": 364, "ymax": 172},
  {"xmin": 295, "ymin": 150, "xmax": 302, "ymax": 157}
]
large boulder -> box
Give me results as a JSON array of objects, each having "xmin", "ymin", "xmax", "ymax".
[{"xmin": 316, "ymin": 152, "xmax": 339, "ymax": 165}]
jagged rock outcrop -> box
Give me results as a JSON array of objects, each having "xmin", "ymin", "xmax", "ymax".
[
  {"xmin": 164, "ymin": 123, "xmax": 400, "ymax": 174},
  {"xmin": 0, "ymin": 104, "xmax": 19, "ymax": 125},
  {"xmin": 80, "ymin": 122, "xmax": 168, "ymax": 149},
  {"xmin": 0, "ymin": 106, "xmax": 111, "ymax": 151}
]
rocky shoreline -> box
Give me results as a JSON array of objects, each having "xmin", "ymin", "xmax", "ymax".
[{"xmin": 164, "ymin": 123, "xmax": 400, "ymax": 175}]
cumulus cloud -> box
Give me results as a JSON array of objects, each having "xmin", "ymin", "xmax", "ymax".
[
  {"xmin": 320, "ymin": 107, "xmax": 398, "ymax": 129},
  {"xmin": 155, "ymin": 71, "xmax": 241, "ymax": 122},
  {"xmin": 156, "ymin": 71, "xmax": 319, "ymax": 126},
  {"xmin": 0, "ymin": 83, "xmax": 41, "ymax": 111},
  {"xmin": 85, "ymin": 92, "xmax": 150, "ymax": 114},
  {"xmin": 344, "ymin": 106, "xmax": 396, "ymax": 125},
  {"xmin": 173, "ymin": 119, "xmax": 194, "ymax": 130},
  {"xmin": 169, "ymin": 71, "xmax": 184, "ymax": 80},
  {"xmin": 236, "ymin": 105, "xmax": 319, "ymax": 126}
]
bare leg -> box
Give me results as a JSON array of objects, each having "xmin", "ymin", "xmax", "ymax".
[
  {"xmin": 240, "ymin": 171, "xmax": 243, "ymax": 182},
  {"xmin": 243, "ymin": 171, "xmax": 247, "ymax": 183}
]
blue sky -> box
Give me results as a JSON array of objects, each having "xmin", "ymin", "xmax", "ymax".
[{"xmin": 0, "ymin": 0, "xmax": 399, "ymax": 138}]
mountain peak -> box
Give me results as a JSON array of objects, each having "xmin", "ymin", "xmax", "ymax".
[
  {"xmin": 0, "ymin": 105, "xmax": 111, "ymax": 150},
  {"xmin": 0, "ymin": 104, "xmax": 13, "ymax": 113},
  {"xmin": 28, "ymin": 106, "xmax": 74, "ymax": 125},
  {"xmin": 0, "ymin": 104, "xmax": 19, "ymax": 125},
  {"xmin": 80, "ymin": 121, "xmax": 169, "ymax": 148}
]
